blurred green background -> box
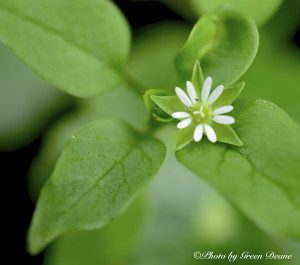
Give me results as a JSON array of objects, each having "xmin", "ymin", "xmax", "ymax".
[{"xmin": 1, "ymin": 0, "xmax": 300, "ymax": 264}]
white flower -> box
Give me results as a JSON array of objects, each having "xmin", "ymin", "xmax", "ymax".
[{"xmin": 172, "ymin": 77, "xmax": 235, "ymax": 143}]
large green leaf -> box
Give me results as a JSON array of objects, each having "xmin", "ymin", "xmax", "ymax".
[
  {"xmin": 0, "ymin": 0, "xmax": 130, "ymax": 97},
  {"xmin": 189, "ymin": 0, "xmax": 283, "ymax": 26},
  {"xmin": 28, "ymin": 119, "xmax": 166, "ymax": 254},
  {"xmin": 29, "ymin": 86, "xmax": 147, "ymax": 201},
  {"xmin": 176, "ymin": 98, "xmax": 300, "ymax": 239},
  {"xmin": 175, "ymin": 8, "xmax": 259, "ymax": 87}
]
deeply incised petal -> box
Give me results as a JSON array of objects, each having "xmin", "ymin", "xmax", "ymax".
[
  {"xmin": 186, "ymin": 81, "xmax": 198, "ymax": 105},
  {"xmin": 177, "ymin": 118, "xmax": 192, "ymax": 129},
  {"xmin": 207, "ymin": 85, "xmax": 224, "ymax": 105},
  {"xmin": 204, "ymin": 124, "xmax": 217, "ymax": 143},
  {"xmin": 194, "ymin": 124, "xmax": 204, "ymax": 142},
  {"xmin": 172, "ymin": 112, "xmax": 191, "ymax": 119},
  {"xmin": 175, "ymin": 87, "xmax": 193, "ymax": 107},
  {"xmin": 201, "ymin": 76, "xmax": 212, "ymax": 103},
  {"xmin": 213, "ymin": 115, "xmax": 235, "ymax": 125},
  {"xmin": 213, "ymin": 105, "xmax": 233, "ymax": 115}
]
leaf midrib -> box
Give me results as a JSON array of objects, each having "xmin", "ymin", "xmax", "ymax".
[{"xmin": 57, "ymin": 137, "xmax": 150, "ymax": 219}]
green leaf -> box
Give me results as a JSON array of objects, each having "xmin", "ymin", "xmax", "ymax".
[
  {"xmin": 213, "ymin": 124, "xmax": 242, "ymax": 146},
  {"xmin": 44, "ymin": 196, "xmax": 145, "ymax": 265},
  {"xmin": 0, "ymin": 0, "xmax": 130, "ymax": 98},
  {"xmin": 28, "ymin": 119, "xmax": 166, "ymax": 254},
  {"xmin": 29, "ymin": 86, "xmax": 147, "ymax": 201},
  {"xmin": 150, "ymin": 95, "xmax": 184, "ymax": 117},
  {"xmin": 213, "ymin": 82, "xmax": 245, "ymax": 108},
  {"xmin": 176, "ymin": 98, "xmax": 300, "ymax": 239},
  {"xmin": 143, "ymin": 89, "xmax": 172, "ymax": 122},
  {"xmin": 189, "ymin": 0, "xmax": 283, "ymax": 27},
  {"xmin": 175, "ymin": 8, "xmax": 259, "ymax": 87}
]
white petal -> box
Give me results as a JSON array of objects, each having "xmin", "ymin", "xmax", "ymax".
[
  {"xmin": 186, "ymin": 81, "xmax": 198, "ymax": 105},
  {"xmin": 207, "ymin": 85, "xmax": 224, "ymax": 105},
  {"xmin": 204, "ymin": 124, "xmax": 217, "ymax": 143},
  {"xmin": 194, "ymin": 124, "xmax": 204, "ymax": 142},
  {"xmin": 177, "ymin": 118, "xmax": 192, "ymax": 129},
  {"xmin": 175, "ymin": 87, "xmax": 193, "ymax": 108},
  {"xmin": 172, "ymin": 112, "xmax": 191, "ymax": 119},
  {"xmin": 201, "ymin": 76, "xmax": 212, "ymax": 103},
  {"xmin": 213, "ymin": 105, "xmax": 233, "ymax": 115},
  {"xmin": 213, "ymin": 115, "xmax": 235, "ymax": 125}
]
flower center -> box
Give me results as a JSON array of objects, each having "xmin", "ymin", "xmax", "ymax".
[{"xmin": 191, "ymin": 104, "xmax": 212, "ymax": 124}]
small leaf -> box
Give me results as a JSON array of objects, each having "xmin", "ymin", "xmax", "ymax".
[
  {"xmin": 176, "ymin": 98, "xmax": 300, "ymax": 239},
  {"xmin": 175, "ymin": 7, "xmax": 259, "ymax": 87},
  {"xmin": 143, "ymin": 89, "xmax": 172, "ymax": 122},
  {"xmin": 0, "ymin": 0, "xmax": 130, "ymax": 97},
  {"xmin": 28, "ymin": 119, "xmax": 166, "ymax": 254}
]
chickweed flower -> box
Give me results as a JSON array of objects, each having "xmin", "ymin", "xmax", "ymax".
[{"xmin": 172, "ymin": 77, "xmax": 235, "ymax": 143}]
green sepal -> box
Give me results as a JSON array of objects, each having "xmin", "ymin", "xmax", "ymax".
[
  {"xmin": 150, "ymin": 95, "xmax": 185, "ymax": 117},
  {"xmin": 214, "ymin": 82, "xmax": 245, "ymax": 108},
  {"xmin": 143, "ymin": 89, "xmax": 173, "ymax": 122},
  {"xmin": 175, "ymin": 126, "xmax": 194, "ymax": 151},
  {"xmin": 191, "ymin": 60, "xmax": 205, "ymax": 93},
  {"xmin": 212, "ymin": 123, "xmax": 243, "ymax": 146}
]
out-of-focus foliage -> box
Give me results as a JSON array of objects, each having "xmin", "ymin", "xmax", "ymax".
[
  {"xmin": 0, "ymin": 0, "xmax": 130, "ymax": 97},
  {"xmin": 160, "ymin": 0, "xmax": 283, "ymax": 27},
  {"xmin": 188, "ymin": 0, "xmax": 283, "ymax": 27},
  {"xmin": 243, "ymin": 0, "xmax": 300, "ymax": 122},
  {"xmin": 128, "ymin": 22, "xmax": 189, "ymax": 91},
  {"xmin": 0, "ymin": 44, "xmax": 70, "ymax": 150},
  {"xmin": 44, "ymin": 195, "xmax": 146, "ymax": 265}
]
